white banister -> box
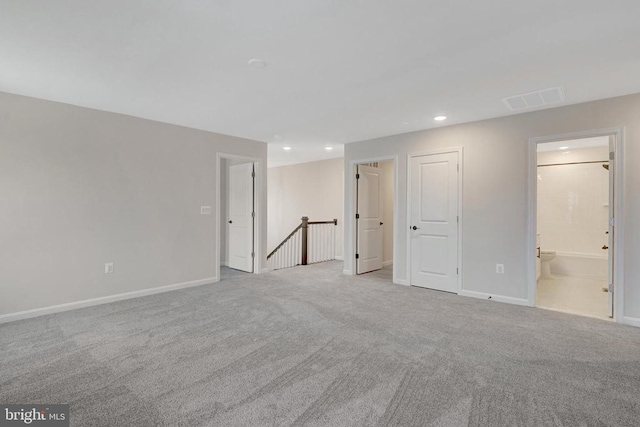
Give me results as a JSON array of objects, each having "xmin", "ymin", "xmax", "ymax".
[
  {"xmin": 268, "ymin": 218, "xmax": 337, "ymax": 271},
  {"xmin": 307, "ymin": 222, "xmax": 336, "ymax": 264}
]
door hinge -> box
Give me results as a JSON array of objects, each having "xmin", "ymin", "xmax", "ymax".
[
  {"xmin": 457, "ymin": 215, "xmax": 459, "ymax": 224},
  {"xmin": 355, "ymin": 213, "xmax": 360, "ymax": 219},
  {"xmin": 355, "ymin": 253, "xmax": 360, "ymax": 259},
  {"xmin": 457, "ymin": 267, "xmax": 459, "ymax": 275},
  {"xmin": 609, "ymin": 151, "xmax": 615, "ymax": 160},
  {"xmin": 457, "ymin": 163, "xmax": 459, "ymax": 172},
  {"xmin": 251, "ymin": 252, "xmax": 255, "ymax": 258},
  {"xmin": 356, "ymin": 173, "xmax": 360, "ymax": 179},
  {"xmin": 610, "ymin": 217, "xmax": 615, "ymax": 227},
  {"xmin": 251, "ymin": 211, "xmax": 255, "ymax": 218},
  {"xmin": 251, "ymin": 170, "xmax": 255, "ymax": 178}
]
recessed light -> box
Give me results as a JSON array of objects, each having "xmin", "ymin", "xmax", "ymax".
[
  {"xmin": 325, "ymin": 146, "xmax": 334, "ymax": 151},
  {"xmin": 283, "ymin": 146, "xmax": 292, "ymax": 151},
  {"xmin": 434, "ymin": 115, "xmax": 447, "ymax": 121},
  {"xmin": 559, "ymin": 146, "xmax": 569, "ymax": 150},
  {"xmin": 248, "ymin": 59, "xmax": 267, "ymax": 68}
]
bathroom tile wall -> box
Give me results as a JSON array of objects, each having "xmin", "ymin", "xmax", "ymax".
[{"xmin": 537, "ymin": 146, "xmax": 609, "ymax": 256}]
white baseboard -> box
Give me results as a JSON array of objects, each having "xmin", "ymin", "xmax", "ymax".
[
  {"xmin": 623, "ymin": 316, "xmax": 640, "ymax": 328},
  {"xmin": 382, "ymin": 260, "xmax": 393, "ymax": 267},
  {"xmin": 335, "ymin": 256, "xmax": 344, "ymax": 261},
  {"xmin": 0, "ymin": 276, "xmax": 218, "ymax": 324},
  {"xmin": 459, "ymin": 290, "xmax": 531, "ymax": 307}
]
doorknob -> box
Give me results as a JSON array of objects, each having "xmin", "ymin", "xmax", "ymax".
[
  {"xmin": 412, "ymin": 226, "xmax": 420, "ymax": 230},
  {"xmin": 228, "ymin": 220, "xmax": 233, "ymax": 224},
  {"xmin": 602, "ymin": 245, "xmax": 608, "ymax": 250},
  {"xmin": 380, "ymin": 222, "xmax": 384, "ymax": 225}
]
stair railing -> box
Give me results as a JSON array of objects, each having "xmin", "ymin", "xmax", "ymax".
[{"xmin": 268, "ymin": 216, "xmax": 338, "ymax": 270}]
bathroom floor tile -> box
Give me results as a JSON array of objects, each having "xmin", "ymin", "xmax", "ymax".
[{"xmin": 536, "ymin": 274, "xmax": 609, "ymax": 320}]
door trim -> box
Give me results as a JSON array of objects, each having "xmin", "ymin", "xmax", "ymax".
[
  {"xmin": 527, "ymin": 127, "xmax": 625, "ymax": 323},
  {"xmin": 345, "ymin": 156, "xmax": 400, "ymax": 284},
  {"xmin": 216, "ymin": 153, "xmax": 262, "ymax": 280},
  {"xmin": 407, "ymin": 147, "xmax": 463, "ymax": 293}
]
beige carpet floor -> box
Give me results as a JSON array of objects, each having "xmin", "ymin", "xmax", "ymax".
[{"xmin": 1, "ymin": 262, "xmax": 640, "ymax": 426}]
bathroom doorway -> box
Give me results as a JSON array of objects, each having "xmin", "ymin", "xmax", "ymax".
[{"xmin": 533, "ymin": 135, "xmax": 614, "ymax": 319}]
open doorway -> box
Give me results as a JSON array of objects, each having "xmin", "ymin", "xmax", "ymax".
[
  {"xmin": 534, "ymin": 136, "xmax": 614, "ymax": 319},
  {"xmin": 354, "ymin": 159, "xmax": 394, "ymax": 281},
  {"xmin": 218, "ymin": 155, "xmax": 256, "ymax": 280}
]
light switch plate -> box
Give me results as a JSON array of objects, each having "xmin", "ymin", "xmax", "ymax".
[
  {"xmin": 496, "ymin": 264, "xmax": 504, "ymax": 274},
  {"xmin": 200, "ymin": 206, "xmax": 212, "ymax": 215},
  {"xmin": 105, "ymin": 262, "xmax": 114, "ymax": 274}
]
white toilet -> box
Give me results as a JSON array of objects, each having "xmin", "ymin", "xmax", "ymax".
[{"xmin": 540, "ymin": 250, "xmax": 556, "ymax": 279}]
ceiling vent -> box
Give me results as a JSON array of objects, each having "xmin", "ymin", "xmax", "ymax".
[{"xmin": 503, "ymin": 87, "xmax": 566, "ymax": 111}]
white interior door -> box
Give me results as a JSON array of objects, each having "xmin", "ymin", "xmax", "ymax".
[
  {"xmin": 410, "ymin": 152, "xmax": 459, "ymax": 293},
  {"xmin": 227, "ymin": 162, "xmax": 254, "ymax": 272},
  {"xmin": 607, "ymin": 137, "xmax": 614, "ymax": 318},
  {"xmin": 356, "ymin": 164, "xmax": 383, "ymax": 274}
]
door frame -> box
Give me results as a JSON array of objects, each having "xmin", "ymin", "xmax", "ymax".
[
  {"xmin": 216, "ymin": 152, "xmax": 262, "ymax": 280},
  {"xmin": 407, "ymin": 147, "xmax": 463, "ymax": 293},
  {"xmin": 345, "ymin": 156, "xmax": 399, "ymax": 283},
  {"xmin": 527, "ymin": 127, "xmax": 625, "ymax": 322}
]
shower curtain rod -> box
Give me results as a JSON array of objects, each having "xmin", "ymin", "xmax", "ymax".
[{"xmin": 537, "ymin": 160, "xmax": 608, "ymax": 167}]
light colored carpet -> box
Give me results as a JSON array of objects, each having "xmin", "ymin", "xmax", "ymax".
[
  {"xmin": 220, "ymin": 266, "xmax": 251, "ymax": 281},
  {"xmin": 1, "ymin": 261, "xmax": 640, "ymax": 426}
]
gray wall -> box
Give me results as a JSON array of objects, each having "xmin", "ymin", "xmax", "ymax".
[
  {"xmin": 379, "ymin": 160, "xmax": 394, "ymax": 266},
  {"xmin": 344, "ymin": 93, "xmax": 640, "ymax": 320},
  {"xmin": 0, "ymin": 91, "xmax": 267, "ymax": 316}
]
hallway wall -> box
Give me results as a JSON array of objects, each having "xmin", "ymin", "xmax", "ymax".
[
  {"xmin": 344, "ymin": 92, "xmax": 640, "ymax": 324},
  {"xmin": 380, "ymin": 160, "xmax": 394, "ymax": 265},
  {"xmin": 0, "ymin": 91, "xmax": 267, "ymax": 319}
]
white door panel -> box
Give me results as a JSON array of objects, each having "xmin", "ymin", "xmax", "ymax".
[
  {"xmin": 410, "ymin": 152, "xmax": 459, "ymax": 293},
  {"xmin": 418, "ymin": 234, "xmax": 449, "ymax": 276},
  {"xmin": 419, "ymin": 162, "xmax": 449, "ymax": 221},
  {"xmin": 227, "ymin": 163, "xmax": 254, "ymax": 272},
  {"xmin": 357, "ymin": 165, "xmax": 383, "ymax": 274}
]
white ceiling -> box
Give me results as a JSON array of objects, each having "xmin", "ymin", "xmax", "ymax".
[{"xmin": 2, "ymin": 1, "xmax": 640, "ymax": 167}]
